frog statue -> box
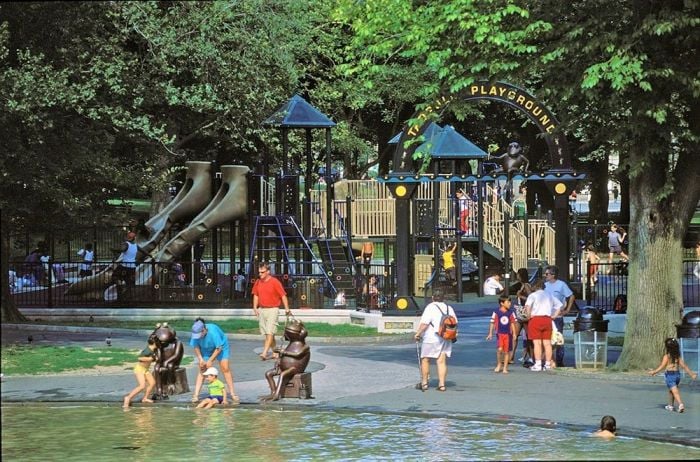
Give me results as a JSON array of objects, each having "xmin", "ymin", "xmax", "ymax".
[
  {"xmin": 260, "ymin": 319, "xmax": 311, "ymax": 402},
  {"xmin": 148, "ymin": 322, "xmax": 187, "ymax": 399}
]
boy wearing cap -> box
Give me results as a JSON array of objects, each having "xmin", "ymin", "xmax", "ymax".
[
  {"xmin": 190, "ymin": 318, "xmax": 239, "ymax": 404},
  {"xmin": 196, "ymin": 367, "xmax": 227, "ymax": 408}
]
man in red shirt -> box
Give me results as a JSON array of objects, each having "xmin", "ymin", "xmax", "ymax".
[{"xmin": 252, "ymin": 262, "xmax": 291, "ymax": 360}]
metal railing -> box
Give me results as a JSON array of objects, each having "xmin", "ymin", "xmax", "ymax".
[
  {"xmin": 583, "ymin": 260, "xmax": 700, "ymax": 312},
  {"xmin": 8, "ymin": 259, "xmax": 348, "ymax": 309}
]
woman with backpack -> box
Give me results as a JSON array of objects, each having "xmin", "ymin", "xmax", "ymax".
[{"xmin": 414, "ymin": 288, "xmax": 458, "ymax": 392}]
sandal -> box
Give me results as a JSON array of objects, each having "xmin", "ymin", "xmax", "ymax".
[
  {"xmin": 437, "ymin": 385, "xmax": 446, "ymax": 392},
  {"xmin": 259, "ymin": 353, "xmax": 270, "ymax": 361},
  {"xmin": 420, "ymin": 383, "xmax": 429, "ymax": 392},
  {"xmin": 191, "ymin": 396, "xmax": 199, "ymax": 403}
]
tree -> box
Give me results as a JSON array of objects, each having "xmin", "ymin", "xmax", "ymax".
[
  {"xmin": 0, "ymin": 1, "xmax": 319, "ymax": 320},
  {"xmin": 335, "ymin": 0, "xmax": 700, "ymax": 369}
]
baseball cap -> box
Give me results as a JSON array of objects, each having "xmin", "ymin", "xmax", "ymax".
[
  {"xmin": 126, "ymin": 232, "xmax": 136, "ymax": 241},
  {"xmin": 191, "ymin": 320, "xmax": 205, "ymax": 339},
  {"xmin": 203, "ymin": 367, "xmax": 218, "ymax": 376}
]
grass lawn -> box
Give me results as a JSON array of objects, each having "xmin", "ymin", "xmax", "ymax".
[
  {"xmin": 23, "ymin": 319, "xmax": 400, "ymax": 337},
  {"xmin": 1, "ymin": 344, "xmax": 193, "ymax": 376}
]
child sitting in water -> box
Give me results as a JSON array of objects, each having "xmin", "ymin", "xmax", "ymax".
[
  {"xmin": 648, "ymin": 338, "xmax": 697, "ymax": 412},
  {"xmin": 196, "ymin": 367, "xmax": 228, "ymax": 409},
  {"xmin": 123, "ymin": 339, "xmax": 158, "ymax": 408},
  {"xmin": 593, "ymin": 415, "xmax": 617, "ymax": 438}
]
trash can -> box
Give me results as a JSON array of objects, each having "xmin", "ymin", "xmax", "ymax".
[
  {"xmin": 574, "ymin": 307, "xmax": 609, "ymax": 369},
  {"xmin": 676, "ymin": 310, "xmax": 699, "ymax": 378}
]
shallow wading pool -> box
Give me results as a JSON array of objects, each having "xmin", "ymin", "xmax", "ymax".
[{"xmin": 2, "ymin": 404, "xmax": 698, "ymax": 461}]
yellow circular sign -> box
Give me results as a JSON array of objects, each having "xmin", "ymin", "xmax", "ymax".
[
  {"xmin": 554, "ymin": 182, "xmax": 567, "ymax": 195},
  {"xmin": 396, "ymin": 298, "xmax": 408, "ymax": 310},
  {"xmin": 396, "ymin": 185, "xmax": 407, "ymax": 197}
]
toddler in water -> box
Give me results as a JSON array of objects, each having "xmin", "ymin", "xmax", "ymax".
[
  {"xmin": 593, "ymin": 415, "xmax": 617, "ymax": 438},
  {"xmin": 196, "ymin": 367, "xmax": 228, "ymax": 409},
  {"xmin": 123, "ymin": 339, "xmax": 157, "ymax": 407},
  {"xmin": 648, "ymin": 338, "xmax": 697, "ymax": 412}
]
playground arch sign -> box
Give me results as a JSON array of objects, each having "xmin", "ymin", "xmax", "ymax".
[
  {"xmin": 388, "ymin": 81, "xmax": 576, "ymax": 312},
  {"xmin": 392, "ymin": 81, "xmax": 571, "ymax": 174}
]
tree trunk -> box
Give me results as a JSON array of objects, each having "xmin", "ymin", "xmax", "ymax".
[
  {"xmin": 614, "ymin": 150, "xmax": 695, "ymax": 370},
  {"xmin": 1, "ymin": 228, "xmax": 27, "ymax": 323}
]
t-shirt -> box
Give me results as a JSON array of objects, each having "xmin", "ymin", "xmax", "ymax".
[
  {"xmin": 189, "ymin": 323, "xmax": 230, "ymax": 359},
  {"xmin": 138, "ymin": 346, "xmax": 155, "ymax": 361},
  {"xmin": 545, "ymin": 279, "xmax": 573, "ymax": 306},
  {"xmin": 491, "ymin": 308, "xmax": 516, "ymax": 335},
  {"xmin": 419, "ymin": 301, "xmax": 456, "ymax": 344},
  {"xmin": 252, "ymin": 276, "xmax": 287, "ymax": 307},
  {"xmin": 207, "ymin": 378, "xmax": 225, "ymax": 397},
  {"xmin": 483, "ymin": 277, "xmax": 504, "ymax": 295},
  {"xmin": 608, "ymin": 231, "xmax": 623, "ymax": 248},
  {"xmin": 525, "ymin": 289, "xmax": 563, "ymax": 317},
  {"xmin": 442, "ymin": 249, "xmax": 455, "ymax": 270}
]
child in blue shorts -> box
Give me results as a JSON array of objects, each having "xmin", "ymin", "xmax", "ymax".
[
  {"xmin": 196, "ymin": 367, "xmax": 228, "ymax": 409},
  {"xmin": 648, "ymin": 338, "xmax": 697, "ymax": 412}
]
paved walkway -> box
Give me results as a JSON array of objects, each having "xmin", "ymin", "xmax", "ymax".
[{"xmin": 2, "ymin": 315, "xmax": 698, "ymax": 448}]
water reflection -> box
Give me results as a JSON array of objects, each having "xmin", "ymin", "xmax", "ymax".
[{"xmin": 2, "ymin": 405, "xmax": 698, "ymax": 461}]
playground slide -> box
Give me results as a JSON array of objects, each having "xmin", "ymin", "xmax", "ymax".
[
  {"xmin": 64, "ymin": 161, "xmax": 214, "ymax": 297},
  {"xmin": 154, "ymin": 165, "xmax": 249, "ymax": 264}
]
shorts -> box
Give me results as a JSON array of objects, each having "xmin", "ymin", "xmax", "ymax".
[
  {"xmin": 207, "ymin": 395, "xmax": 224, "ymax": 403},
  {"xmin": 497, "ymin": 333, "xmax": 511, "ymax": 352},
  {"xmin": 420, "ymin": 341, "xmax": 452, "ymax": 359},
  {"xmin": 259, "ymin": 308, "xmax": 280, "ymax": 335},
  {"xmin": 609, "ymin": 245, "xmax": 622, "ymax": 254},
  {"xmin": 664, "ymin": 371, "xmax": 680, "ymax": 389},
  {"xmin": 527, "ymin": 316, "xmax": 553, "ymax": 341},
  {"xmin": 134, "ymin": 362, "xmax": 151, "ymax": 375}
]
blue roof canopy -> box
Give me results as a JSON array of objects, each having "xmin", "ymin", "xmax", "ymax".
[
  {"xmin": 414, "ymin": 125, "xmax": 487, "ymax": 159},
  {"xmin": 263, "ymin": 95, "xmax": 336, "ymax": 128},
  {"xmin": 387, "ymin": 122, "xmax": 441, "ymax": 144}
]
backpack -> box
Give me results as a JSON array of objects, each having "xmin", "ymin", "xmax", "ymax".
[{"xmin": 432, "ymin": 303, "xmax": 458, "ymax": 343}]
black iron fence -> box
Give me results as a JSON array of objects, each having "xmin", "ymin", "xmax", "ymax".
[
  {"xmin": 9, "ymin": 258, "xmax": 398, "ymax": 310},
  {"xmin": 584, "ymin": 260, "xmax": 700, "ymax": 312}
]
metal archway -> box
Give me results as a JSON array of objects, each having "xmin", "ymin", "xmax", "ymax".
[{"xmin": 387, "ymin": 81, "xmax": 576, "ymax": 313}]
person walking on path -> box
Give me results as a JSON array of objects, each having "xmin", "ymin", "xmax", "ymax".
[
  {"xmin": 486, "ymin": 295, "xmax": 517, "ymax": 374},
  {"xmin": 524, "ymin": 278, "xmax": 563, "ymax": 371},
  {"xmin": 648, "ymin": 338, "xmax": 697, "ymax": 413},
  {"xmin": 252, "ymin": 262, "xmax": 291, "ymax": 361},
  {"xmin": 607, "ymin": 224, "xmax": 628, "ymax": 265},
  {"xmin": 414, "ymin": 288, "xmax": 456, "ymax": 391},
  {"xmin": 543, "ymin": 265, "xmax": 575, "ymax": 367},
  {"xmin": 123, "ymin": 338, "xmax": 157, "ymax": 408},
  {"xmin": 189, "ymin": 318, "xmax": 239, "ymax": 404}
]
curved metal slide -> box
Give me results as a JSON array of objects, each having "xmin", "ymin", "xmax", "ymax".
[{"xmin": 65, "ymin": 161, "xmax": 215, "ymax": 298}]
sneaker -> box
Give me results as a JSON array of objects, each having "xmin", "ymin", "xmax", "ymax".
[
  {"xmin": 543, "ymin": 361, "xmax": 552, "ymax": 370},
  {"xmin": 530, "ymin": 363, "xmax": 542, "ymax": 371},
  {"xmin": 523, "ymin": 360, "xmax": 534, "ymax": 368},
  {"xmin": 678, "ymin": 404, "xmax": 685, "ymax": 413},
  {"xmin": 664, "ymin": 405, "xmax": 674, "ymax": 412}
]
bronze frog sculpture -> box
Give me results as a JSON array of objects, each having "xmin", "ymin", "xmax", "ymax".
[
  {"xmin": 260, "ymin": 319, "xmax": 311, "ymax": 402},
  {"xmin": 148, "ymin": 322, "xmax": 185, "ymax": 399}
]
